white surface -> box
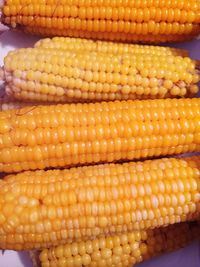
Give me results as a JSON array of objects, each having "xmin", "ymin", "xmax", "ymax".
[
  {"xmin": 0, "ymin": 250, "xmax": 33, "ymax": 267},
  {"xmin": 0, "ymin": 30, "xmax": 200, "ymax": 267}
]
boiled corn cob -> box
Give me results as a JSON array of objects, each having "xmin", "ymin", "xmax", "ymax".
[
  {"xmin": 1, "ymin": 98, "xmax": 200, "ymax": 173},
  {"xmin": 1, "ymin": 0, "xmax": 200, "ymax": 43},
  {"xmin": 0, "ymin": 156, "xmax": 199, "ymax": 250},
  {"xmin": 39, "ymin": 221, "xmax": 200, "ymax": 267},
  {"xmin": 1, "ymin": 44, "xmax": 200, "ymax": 103}
]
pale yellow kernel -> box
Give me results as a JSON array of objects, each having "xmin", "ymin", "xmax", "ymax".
[
  {"xmin": 82, "ymin": 254, "xmax": 91, "ymax": 265},
  {"xmin": 113, "ymin": 246, "xmax": 123, "ymax": 255},
  {"xmin": 189, "ymin": 85, "xmax": 199, "ymax": 94},
  {"xmin": 99, "ymin": 216, "xmax": 108, "ymax": 227},
  {"xmin": 2, "ymin": 203, "xmax": 14, "ymax": 217},
  {"xmin": 19, "ymin": 196, "xmax": 28, "ymax": 205},
  {"xmin": 170, "ymin": 86, "xmax": 181, "ymax": 96},
  {"xmin": 101, "ymin": 248, "xmax": 112, "ymax": 259},
  {"xmin": 0, "ymin": 214, "xmax": 6, "ymax": 224},
  {"xmin": 91, "ymin": 251, "xmax": 101, "ymax": 261},
  {"xmin": 163, "ymin": 80, "xmax": 173, "ymax": 89}
]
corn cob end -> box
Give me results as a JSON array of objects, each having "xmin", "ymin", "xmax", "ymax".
[{"xmin": 0, "ymin": 0, "xmax": 8, "ymax": 32}]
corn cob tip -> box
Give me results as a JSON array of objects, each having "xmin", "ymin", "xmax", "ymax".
[{"xmin": 0, "ymin": 0, "xmax": 8, "ymax": 33}]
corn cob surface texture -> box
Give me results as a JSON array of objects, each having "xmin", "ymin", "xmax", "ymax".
[
  {"xmin": 2, "ymin": 0, "xmax": 200, "ymax": 42},
  {"xmin": 40, "ymin": 221, "xmax": 200, "ymax": 267},
  {"xmin": 1, "ymin": 98, "xmax": 200, "ymax": 173},
  {"xmin": 2, "ymin": 41, "xmax": 200, "ymax": 103},
  {"xmin": 0, "ymin": 156, "xmax": 200, "ymax": 250}
]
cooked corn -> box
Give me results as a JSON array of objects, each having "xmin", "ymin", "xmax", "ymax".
[
  {"xmin": 2, "ymin": 0, "xmax": 200, "ymax": 43},
  {"xmin": 0, "ymin": 98, "xmax": 200, "ymax": 173},
  {"xmin": 39, "ymin": 221, "xmax": 200, "ymax": 267},
  {"xmin": 1, "ymin": 42, "xmax": 199, "ymax": 103},
  {"xmin": 0, "ymin": 156, "xmax": 199, "ymax": 250}
]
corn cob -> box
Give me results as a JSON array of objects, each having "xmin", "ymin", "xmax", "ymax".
[
  {"xmin": 1, "ymin": 98, "xmax": 200, "ymax": 173},
  {"xmin": 1, "ymin": 44, "xmax": 199, "ymax": 103},
  {"xmin": 35, "ymin": 37, "xmax": 189, "ymax": 57},
  {"xmin": 39, "ymin": 221, "xmax": 200, "ymax": 267},
  {"xmin": 0, "ymin": 156, "xmax": 199, "ymax": 250},
  {"xmin": 2, "ymin": 0, "xmax": 200, "ymax": 43}
]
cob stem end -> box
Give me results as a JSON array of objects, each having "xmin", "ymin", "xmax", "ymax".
[{"xmin": 0, "ymin": 0, "xmax": 9, "ymax": 33}]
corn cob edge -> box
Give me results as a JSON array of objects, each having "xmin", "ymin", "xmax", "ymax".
[
  {"xmin": 0, "ymin": 0, "xmax": 8, "ymax": 32},
  {"xmin": 33, "ymin": 221, "xmax": 200, "ymax": 267}
]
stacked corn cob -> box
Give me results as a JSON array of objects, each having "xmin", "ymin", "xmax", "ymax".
[
  {"xmin": 1, "ymin": 0, "xmax": 200, "ymax": 42},
  {"xmin": 1, "ymin": 38, "xmax": 199, "ymax": 103},
  {"xmin": 39, "ymin": 221, "xmax": 200, "ymax": 267},
  {"xmin": 0, "ymin": 98, "xmax": 200, "ymax": 173},
  {"xmin": 0, "ymin": 2, "xmax": 200, "ymax": 267},
  {"xmin": 0, "ymin": 156, "xmax": 199, "ymax": 251}
]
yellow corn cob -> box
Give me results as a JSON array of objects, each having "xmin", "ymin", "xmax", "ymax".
[
  {"xmin": 0, "ymin": 156, "xmax": 199, "ymax": 250},
  {"xmin": 39, "ymin": 221, "xmax": 200, "ymax": 267},
  {"xmin": 0, "ymin": 98, "xmax": 200, "ymax": 173},
  {"xmin": 35, "ymin": 37, "xmax": 189, "ymax": 57},
  {"xmin": 1, "ymin": 44, "xmax": 199, "ymax": 103},
  {"xmin": 2, "ymin": 0, "xmax": 200, "ymax": 43}
]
